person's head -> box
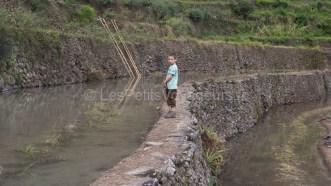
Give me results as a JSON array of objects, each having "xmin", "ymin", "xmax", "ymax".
[{"xmin": 167, "ymin": 55, "xmax": 177, "ymax": 65}]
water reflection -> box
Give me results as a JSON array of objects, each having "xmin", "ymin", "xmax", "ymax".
[
  {"xmin": 0, "ymin": 76, "xmax": 162, "ymax": 186},
  {"xmin": 222, "ymin": 102, "xmax": 331, "ymax": 186}
]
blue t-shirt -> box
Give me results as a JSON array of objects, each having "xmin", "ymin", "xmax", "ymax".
[{"xmin": 167, "ymin": 64, "xmax": 179, "ymax": 90}]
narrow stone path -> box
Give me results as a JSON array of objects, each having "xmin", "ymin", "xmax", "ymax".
[{"xmin": 91, "ymin": 84, "xmax": 210, "ymax": 185}]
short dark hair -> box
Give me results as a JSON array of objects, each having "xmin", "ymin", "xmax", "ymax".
[{"xmin": 168, "ymin": 55, "xmax": 176, "ymax": 59}]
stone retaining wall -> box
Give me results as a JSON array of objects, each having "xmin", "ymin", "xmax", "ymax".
[
  {"xmin": 190, "ymin": 70, "xmax": 331, "ymax": 139},
  {"xmin": 91, "ymin": 70, "xmax": 331, "ymax": 185},
  {"xmin": 1, "ymin": 28, "xmax": 331, "ymax": 91}
]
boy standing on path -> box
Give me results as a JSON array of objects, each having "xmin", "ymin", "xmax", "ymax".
[{"xmin": 163, "ymin": 55, "xmax": 179, "ymax": 118}]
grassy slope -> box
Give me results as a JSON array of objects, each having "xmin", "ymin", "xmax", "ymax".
[{"xmin": 0, "ymin": 0, "xmax": 331, "ymax": 48}]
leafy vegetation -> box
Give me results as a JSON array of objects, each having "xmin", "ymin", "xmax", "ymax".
[
  {"xmin": 123, "ymin": 0, "xmax": 151, "ymax": 8},
  {"xmin": 104, "ymin": 11, "xmax": 116, "ymax": 20},
  {"xmin": 76, "ymin": 5, "xmax": 97, "ymax": 24},
  {"xmin": 200, "ymin": 125, "xmax": 224, "ymax": 177},
  {"xmin": 150, "ymin": 0, "xmax": 178, "ymax": 20},
  {"xmin": 64, "ymin": 0, "xmax": 76, "ymax": 4},
  {"xmin": 29, "ymin": 0, "xmax": 49, "ymax": 12},
  {"xmin": 0, "ymin": 0, "xmax": 330, "ymax": 47},
  {"xmin": 101, "ymin": 0, "xmax": 115, "ymax": 6},
  {"xmin": 166, "ymin": 17, "xmax": 192, "ymax": 36},
  {"xmin": 231, "ymin": 0, "xmax": 254, "ymax": 19},
  {"xmin": 187, "ymin": 8, "xmax": 210, "ymax": 22}
]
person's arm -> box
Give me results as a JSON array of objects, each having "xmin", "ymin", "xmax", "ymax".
[
  {"xmin": 163, "ymin": 66, "xmax": 175, "ymax": 86},
  {"xmin": 163, "ymin": 74, "xmax": 172, "ymax": 86}
]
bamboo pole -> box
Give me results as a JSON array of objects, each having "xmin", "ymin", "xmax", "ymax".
[
  {"xmin": 98, "ymin": 17, "xmax": 142, "ymax": 114},
  {"xmin": 101, "ymin": 18, "xmax": 135, "ymax": 79},
  {"xmin": 110, "ymin": 19, "xmax": 141, "ymax": 78},
  {"xmin": 97, "ymin": 17, "xmax": 134, "ymax": 79}
]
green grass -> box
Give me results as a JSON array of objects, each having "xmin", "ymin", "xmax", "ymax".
[
  {"xmin": 0, "ymin": 0, "xmax": 330, "ymax": 48},
  {"xmin": 165, "ymin": 17, "xmax": 192, "ymax": 36},
  {"xmin": 0, "ymin": 7, "xmax": 109, "ymax": 39}
]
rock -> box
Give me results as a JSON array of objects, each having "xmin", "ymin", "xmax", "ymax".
[
  {"xmin": 126, "ymin": 166, "xmax": 155, "ymax": 177},
  {"xmin": 191, "ymin": 116, "xmax": 198, "ymax": 125},
  {"xmin": 64, "ymin": 124, "xmax": 77, "ymax": 133},
  {"xmin": 145, "ymin": 141, "xmax": 163, "ymax": 147},
  {"xmin": 151, "ymin": 152, "xmax": 168, "ymax": 161},
  {"xmin": 142, "ymin": 178, "xmax": 159, "ymax": 186},
  {"xmin": 143, "ymin": 147, "xmax": 152, "ymax": 151},
  {"xmin": 161, "ymin": 159, "xmax": 176, "ymax": 177}
]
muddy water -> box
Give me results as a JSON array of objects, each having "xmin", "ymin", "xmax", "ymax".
[
  {"xmin": 222, "ymin": 102, "xmax": 331, "ymax": 186},
  {"xmin": 0, "ymin": 77, "xmax": 164, "ymax": 186},
  {"xmin": 0, "ymin": 73, "xmax": 210, "ymax": 186}
]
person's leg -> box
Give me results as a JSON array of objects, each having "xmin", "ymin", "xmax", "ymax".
[
  {"xmin": 165, "ymin": 88, "xmax": 171, "ymax": 112},
  {"xmin": 169, "ymin": 89, "xmax": 177, "ymax": 112},
  {"xmin": 164, "ymin": 89, "xmax": 177, "ymax": 118}
]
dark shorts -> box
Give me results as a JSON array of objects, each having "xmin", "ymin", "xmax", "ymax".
[{"xmin": 165, "ymin": 89, "xmax": 177, "ymax": 108}]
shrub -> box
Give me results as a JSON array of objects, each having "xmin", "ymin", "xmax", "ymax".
[
  {"xmin": 165, "ymin": 17, "xmax": 191, "ymax": 35},
  {"xmin": 101, "ymin": 0, "xmax": 115, "ymax": 6},
  {"xmin": 64, "ymin": 0, "xmax": 76, "ymax": 5},
  {"xmin": 208, "ymin": 176, "xmax": 219, "ymax": 186},
  {"xmin": 255, "ymin": 0, "xmax": 288, "ymax": 9},
  {"xmin": 105, "ymin": 11, "xmax": 116, "ymax": 20},
  {"xmin": 0, "ymin": 31, "xmax": 14, "ymax": 72},
  {"xmin": 0, "ymin": 9, "xmax": 7, "ymax": 28},
  {"xmin": 187, "ymin": 8, "xmax": 210, "ymax": 22},
  {"xmin": 151, "ymin": 0, "xmax": 178, "ymax": 20},
  {"xmin": 255, "ymin": 0, "xmax": 275, "ymax": 7},
  {"xmin": 316, "ymin": 1, "xmax": 323, "ymax": 11},
  {"xmin": 123, "ymin": 0, "xmax": 151, "ymax": 8},
  {"xmin": 76, "ymin": 5, "xmax": 96, "ymax": 24},
  {"xmin": 200, "ymin": 126, "xmax": 224, "ymax": 176},
  {"xmin": 231, "ymin": 0, "xmax": 254, "ymax": 19},
  {"xmin": 0, "ymin": 8, "xmax": 47, "ymax": 29},
  {"xmin": 0, "ymin": 35, "xmax": 11, "ymax": 60},
  {"xmin": 277, "ymin": 8, "xmax": 289, "ymax": 17},
  {"xmin": 204, "ymin": 148, "xmax": 224, "ymax": 176},
  {"xmin": 295, "ymin": 15, "xmax": 309, "ymax": 26},
  {"xmin": 317, "ymin": 19, "xmax": 331, "ymax": 34},
  {"xmin": 272, "ymin": 0, "xmax": 288, "ymax": 9},
  {"xmin": 109, "ymin": 0, "xmax": 180, "ymax": 20},
  {"xmin": 314, "ymin": 1, "xmax": 331, "ymax": 11},
  {"xmin": 29, "ymin": 0, "xmax": 49, "ymax": 11}
]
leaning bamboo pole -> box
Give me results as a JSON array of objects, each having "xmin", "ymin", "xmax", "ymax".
[
  {"xmin": 98, "ymin": 17, "xmax": 142, "ymax": 114},
  {"xmin": 110, "ymin": 19, "xmax": 141, "ymax": 79},
  {"xmin": 97, "ymin": 17, "xmax": 135, "ymax": 79},
  {"xmin": 101, "ymin": 18, "xmax": 135, "ymax": 79}
]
